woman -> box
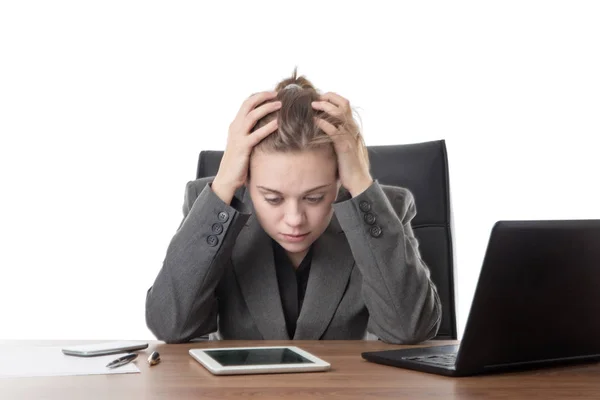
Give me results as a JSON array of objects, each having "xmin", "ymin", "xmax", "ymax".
[{"xmin": 145, "ymin": 70, "xmax": 442, "ymax": 344}]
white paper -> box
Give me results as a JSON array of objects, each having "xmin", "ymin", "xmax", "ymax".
[{"xmin": 0, "ymin": 345, "xmax": 140, "ymax": 378}]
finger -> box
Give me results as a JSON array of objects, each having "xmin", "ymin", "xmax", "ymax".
[
  {"xmin": 314, "ymin": 117, "xmax": 341, "ymax": 139},
  {"xmin": 244, "ymin": 101, "xmax": 281, "ymax": 132},
  {"xmin": 247, "ymin": 119, "xmax": 278, "ymax": 147},
  {"xmin": 315, "ymin": 117, "xmax": 356, "ymax": 157},
  {"xmin": 311, "ymin": 100, "xmax": 343, "ymax": 118},
  {"xmin": 243, "ymin": 102, "xmax": 280, "ymax": 134},
  {"xmin": 238, "ymin": 91, "xmax": 278, "ymax": 118},
  {"xmin": 319, "ymin": 92, "xmax": 351, "ymax": 110}
]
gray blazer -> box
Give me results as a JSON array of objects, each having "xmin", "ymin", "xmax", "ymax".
[{"xmin": 145, "ymin": 177, "xmax": 442, "ymax": 344}]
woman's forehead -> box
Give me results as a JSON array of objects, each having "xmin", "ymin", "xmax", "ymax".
[
  {"xmin": 250, "ymin": 150, "xmax": 337, "ymax": 190},
  {"xmin": 252, "ymin": 148, "xmax": 335, "ymax": 171}
]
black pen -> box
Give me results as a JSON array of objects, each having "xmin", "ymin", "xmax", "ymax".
[{"xmin": 106, "ymin": 353, "xmax": 138, "ymax": 369}]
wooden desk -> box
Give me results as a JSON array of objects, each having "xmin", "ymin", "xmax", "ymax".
[{"xmin": 2, "ymin": 340, "xmax": 600, "ymax": 399}]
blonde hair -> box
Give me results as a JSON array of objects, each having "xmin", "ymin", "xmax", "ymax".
[{"xmin": 251, "ymin": 67, "xmax": 369, "ymax": 168}]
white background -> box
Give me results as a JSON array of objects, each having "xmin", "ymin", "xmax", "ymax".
[{"xmin": 1, "ymin": 1, "xmax": 598, "ymax": 340}]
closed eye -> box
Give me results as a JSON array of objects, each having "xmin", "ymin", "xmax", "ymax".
[
  {"xmin": 305, "ymin": 196, "xmax": 324, "ymax": 204},
  {"xmin": 265, "ymin": 196, "xmax": 324, "ymax": 205},
  {"xmin": 265, "ymin": 197, "xmax": 282, "ymax": 205}
]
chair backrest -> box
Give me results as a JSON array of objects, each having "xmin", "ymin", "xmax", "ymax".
[{"xmin": 196, "ymin": 139, "xmax": 457, "ymax": 339}]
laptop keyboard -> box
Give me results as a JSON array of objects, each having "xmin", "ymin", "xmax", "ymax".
[{"xmin": 402, "ymin": 353, "xmax": 457, "ymax": 368}]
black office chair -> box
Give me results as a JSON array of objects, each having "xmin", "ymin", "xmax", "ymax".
[{"xmin": 196, "ymin": 139, "xmax": 457, "ymax": 340}]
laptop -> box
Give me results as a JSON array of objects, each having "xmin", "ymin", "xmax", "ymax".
[{"xmin": 362, "ymin": 219, "xmax": 600, "ymax": 377}]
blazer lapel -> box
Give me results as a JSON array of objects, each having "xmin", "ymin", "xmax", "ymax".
[
  {"xmin": 230, "ymin": 190, "xmax": 289, "ymax": 340},
  {"xmin": 293, "ymin": 213, "xmax": 355, "ymax": 340}
]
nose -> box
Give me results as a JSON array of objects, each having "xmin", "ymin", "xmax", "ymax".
[{"xmin": 283, "ymin": 202, "xmax": 306, "ymax": 228}]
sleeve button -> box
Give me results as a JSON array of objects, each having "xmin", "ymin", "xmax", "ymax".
[
  {"xmin": 364, "ymin": 212, "xmax": 377, "ymax": 225},
  {"xmin": 359, "ymin": 201, "xmax": 371, "ymax": 212},
  {"xmin": 207, "ymin": 235, "xmax": 219, "ymax": 247},
  {"xmin": 212, "ymin": 223, "xmax": 224, "ymax": 234},
  {"xmin": 217, "ymin": 211, "xmax": 229, "ymax": 222},
  {"xmin": 369, "ymin": 225, "xmax": 382, "ymax": 238}
]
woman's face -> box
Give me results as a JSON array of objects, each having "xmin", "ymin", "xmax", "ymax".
[{"xmin": 248, "ymin": 147, "xmax": 340, "ymax": 260}]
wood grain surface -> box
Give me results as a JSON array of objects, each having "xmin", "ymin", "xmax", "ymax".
[{"xmin": 1, "ymin": 340, "xmax": 599, "ymax": 399}]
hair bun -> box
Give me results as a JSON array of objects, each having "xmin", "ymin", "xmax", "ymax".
[
  {"xmin": 282, "ymin": 83, "xmax": 303, "ymax": 90},
  {"xmin": 274, "ymin": 66, "xmax": 317, "ymax": 92}
]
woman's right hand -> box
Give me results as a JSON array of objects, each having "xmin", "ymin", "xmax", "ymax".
[{"xmin": 212, "ymin": 91, "xmax": 281, "ymax": 204}]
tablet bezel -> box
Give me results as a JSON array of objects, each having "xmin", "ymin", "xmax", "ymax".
[{"xmin": 189, "ymin": 346, "xmax": 331, "ymax": 375}]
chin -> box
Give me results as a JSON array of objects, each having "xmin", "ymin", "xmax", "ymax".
[{"xmin": 276, "ymin": 241, "xmax": 311, "ymax": 254}]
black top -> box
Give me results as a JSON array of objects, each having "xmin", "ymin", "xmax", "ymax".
[{"xmin": 272, "ymin": 240, "xmax": 313, "ymax": 338}]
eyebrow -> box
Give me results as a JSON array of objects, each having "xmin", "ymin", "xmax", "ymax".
[{"xmin": 257, "ymin": 184, "xmax": 331, "ymax": 195}]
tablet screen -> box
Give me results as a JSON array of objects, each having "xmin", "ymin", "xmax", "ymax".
[{"xmin": 203, "ymin": 348, "xmax": 314, "ymax": 366}]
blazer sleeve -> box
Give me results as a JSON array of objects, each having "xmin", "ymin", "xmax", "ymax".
[
  {"xmin": 332, "ymin": 180, "xmax": 442, "ymax": 344},
  {"xmin": 145, "ymin": 178, "xmax": 251, "ymax": 343}
]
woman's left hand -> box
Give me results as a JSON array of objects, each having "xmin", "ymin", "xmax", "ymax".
[{"xmin": 312, "ymin": 92, "xmax": 373, "ymax": 197}]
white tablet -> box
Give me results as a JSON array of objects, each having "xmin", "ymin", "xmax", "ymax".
[{"xmin": 189, "ymin": 346, "xmax": 331, "ymax": 375}]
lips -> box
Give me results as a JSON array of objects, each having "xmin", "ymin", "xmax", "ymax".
[{"xmin": 281, "ymin": 232, "xmax": 310, "ymax": 242}]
